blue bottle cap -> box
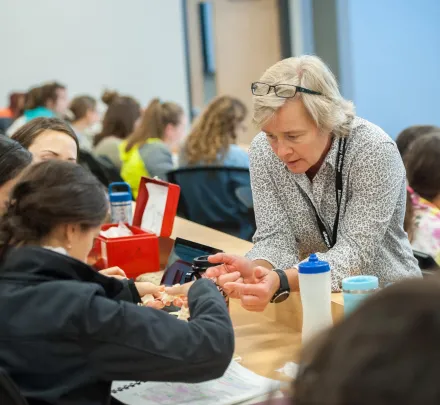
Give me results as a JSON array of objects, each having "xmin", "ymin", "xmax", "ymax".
[
  {"xmin": 108, "ymin": 182, "xmax": 132, "ymax": 202},
  {"xmin": 342, "ymin": 275, "xmax": 379, "ymax": 291},
  {"xmin": 298, "ymin": 253, "xmax": 330, "ymax": 274}
]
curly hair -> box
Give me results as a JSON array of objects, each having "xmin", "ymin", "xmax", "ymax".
[{"xmin": 183, "ymin": 96, "xmax": 247, "ymax": 165}]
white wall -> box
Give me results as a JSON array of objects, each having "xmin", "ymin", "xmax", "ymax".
[{"xmin": 0, "ymin": 0, "xmax": 189, "ymax": 113}]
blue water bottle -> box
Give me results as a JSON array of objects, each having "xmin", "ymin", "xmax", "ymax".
[
  {"xmin": 342, "ymin": 275, "xmax": 379, "ymax": 315},
  {"xmin": 108, "ymin": 182, "xmax": 133, "ymax": 224}
]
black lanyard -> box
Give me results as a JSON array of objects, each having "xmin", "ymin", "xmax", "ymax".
[{"xmin": 310, "ymin": 138, "xmax": 347, "ymax": 249}]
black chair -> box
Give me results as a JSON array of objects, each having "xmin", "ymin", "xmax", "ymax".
[
  {"xmin": 0, "ymin": 118, "xmax": 13, "ymax": 136},
  {"xmin": 167, "ymin": 166, "xmax": 256, "ymax": 241},
  {"xmin": 413, "ymin": 250, "xmax": 440, "ymax": 277},
  {"xmin": 0, "ymin": 368, "xmax": 28, "ymax": 405}
]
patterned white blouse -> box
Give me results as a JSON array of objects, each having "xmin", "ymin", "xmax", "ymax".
[{"xmin": 246, "ymin": 117, "xmax": 421, "ymax": 291}]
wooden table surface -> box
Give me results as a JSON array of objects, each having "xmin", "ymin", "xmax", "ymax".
[{"xmin": 168, "ymin": 217, "xmax": 344, "ymax": 380}]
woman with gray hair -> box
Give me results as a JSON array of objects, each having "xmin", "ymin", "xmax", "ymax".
[{"xmin": 206, "ymin": 55, "xmax": 421, "ymax": 312}]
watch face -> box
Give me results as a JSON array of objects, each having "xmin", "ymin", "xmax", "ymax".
[{"xmin": 273, "ymin": 290, "xmax": 290, "ymax": 303}]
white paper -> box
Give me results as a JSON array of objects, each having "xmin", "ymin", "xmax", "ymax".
[
  {"xmin": 100, "ymin": 222, "xmax": 133, "ymax": 238},
  {"xmin": 276, "ymin": 362, "xmax": 299, "ymax": 379},
  {"xmin": 141, "ymin": 182, "xmax": 168, "ymax": 235},
  {"xmin": 112, "ymin": 361, "xmax": 280, "ymax": 405}
]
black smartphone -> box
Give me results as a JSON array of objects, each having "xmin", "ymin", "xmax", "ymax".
[{"xmin": 161, "ymin": 238, "xmax": 222, "ymax": 286}]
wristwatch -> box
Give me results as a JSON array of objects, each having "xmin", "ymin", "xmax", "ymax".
[{"xmin": 270, "ymin": 269, "xmax": 290, "ymax": 303}]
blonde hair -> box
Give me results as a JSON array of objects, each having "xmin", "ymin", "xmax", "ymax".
[
  {"xmin": 253, "ymin": 55, "xmax": 355, "ymax": 138},
  {"xmin": 183, "ymin": 96, "xmax": 247, "ymax": 165},
  {"xmin": 125, "ymin": 98, "xmax": 183, "ymax": 152}
]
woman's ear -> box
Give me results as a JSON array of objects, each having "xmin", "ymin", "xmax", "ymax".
[{"xmin": 64, "ymin": 223, "xmax": 79, "ymax": 250}]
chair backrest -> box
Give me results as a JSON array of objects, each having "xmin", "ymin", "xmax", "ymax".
[
  {"xmin": 0, "ymin": 368, "xmax": 28, "ymax": 405},
  {"xmin": 0, "ymin": 118, "xmax": 13, "ymax": 135},
  {"xmin": 167, "ymin": 166, "xmax": 255, "ymax": 239},
  {"xmin": 413, "ymin": 250, "xmax": 440, "ymax": 277}
]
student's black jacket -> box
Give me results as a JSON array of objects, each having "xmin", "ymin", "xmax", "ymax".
[{"xmin": 0, "ymin": 246, "xmax": 234, "ymax": 405}]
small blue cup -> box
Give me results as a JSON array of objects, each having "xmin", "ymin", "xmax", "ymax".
[{"xmin": 342, "ymin": 275, "xmax": 379, "ymax": 316}]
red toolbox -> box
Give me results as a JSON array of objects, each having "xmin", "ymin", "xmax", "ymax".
[{"xmin": 89, "ymin": 177, "xmax": 180, "ymax": 278}]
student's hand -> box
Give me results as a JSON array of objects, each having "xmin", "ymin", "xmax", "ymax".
[
  {"xmin": 224, "ymin": 267, "xmax": 280, "ymax": 312},
  {"xmin": 164, "ymin": 281, "xmax": 195, "ymax": 297},
  {"xmin": 135, "ymin": 282, "xmax": 164, "ymax": 298},
  {"xmin": 206, "ymin": 253, "xmax": 255, "ymax": 298},
  {"xmin": 99, "ymin": 267, "xmax": 127, "ymax": 280}
]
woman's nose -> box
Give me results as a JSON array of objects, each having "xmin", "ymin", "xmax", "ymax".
[{"xmin": 277, "ymin": 141, "xmax": 293, "ymax": 160}]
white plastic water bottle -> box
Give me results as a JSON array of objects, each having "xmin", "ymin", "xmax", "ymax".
[
  {"xmin": 108, "ymin": 182, "xmax": 133, "ymax": 224},
  {"xmin": 298, "ymin": 253, "xmax": 333, "ymax": 343}
]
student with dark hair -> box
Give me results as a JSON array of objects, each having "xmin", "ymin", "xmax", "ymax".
[
  {"xmin": 93, "ymin": 90, "xmax": 141, "ymax": 169},
  {"xmin": 395, "ymin": 125, "xmax": 440, "ymax": 158},
  {"xmin": 404, "ymin": 132, "xmax": 440, "ymax": 265},
  {"xmin": 293, "ymin": 278, "xmax": 440, "ymax": 405},
  {"xmin": 121, "ymin": 98, "xmax": 185, "ymax": 197},
  {"xmin": 7, "ymin": 82, "xmax": 69, "ymax": 136},
  {"xmin": 11, "ymin": 117, "xmax": 79, "ymax": 162},
  {"xmin": 69, "ymin": 95, "xmax": 100, "ymax": 151},
  {"xmin": 0, "ymin": 160, "xmax": 234, "ymax": 405},
  {"xmin": 0, "ymin": 137, "xmax": 32, "ymax": 214}
]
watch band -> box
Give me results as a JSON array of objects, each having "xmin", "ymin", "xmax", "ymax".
[{"xmin": 270, "ymin": 269, "xmax": 290, "ymax": 303}]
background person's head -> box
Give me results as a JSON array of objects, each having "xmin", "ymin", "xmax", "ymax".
[
  {"xmin": 395, "ymin": 125, "xmax": 440, "ymax": 158},
  {"xmin": 93, "ymin": 91, "xmax": 141, "ymax": 147},
  {"xmin": 294, "ymin": 279, "xmax": 440, "ymax": 405},
  {"xmin": 405, "ymin": 131, "xmax": 440, "ymax": 207},
  {"xmin": 252, "ymin": 56, "xmax": 355, "ymax": 174},
  {"xmin": 69, "ymin": 95, "xmax": 99, "ymax": 128},
  {"xmin": 11, "ymin": 117, "xmax": 78, "ymax": 162},
  {"xmin": 0, "ymin": 137, "xmax": 32, "ymax": 214},
  {"xmin": 0, "ymin": 160, "xmax": 108, "ymax": 263},
  {"xmin": 184, "ymin": 95, "xmax": 247, "ymax": 165},
  {"xmin": 125, "ymin": 98, "xmax": 185, "ymax": 152},
  {"xmin": 39, "ymin": 82, "xmax": 69, "ymax": 116},
  {"xmin": 23, "ymin": 86, "xmax": 44, "ymax": 111},
  {"xmin": 8, "ymin": 92, "xmax": 26, "ymax": 118}
]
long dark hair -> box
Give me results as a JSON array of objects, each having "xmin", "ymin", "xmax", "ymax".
[
  {"xmin": 0, "ymin": 137, "xmax": 32, "ymax": 187},
  {"xmin": 294, "ymin": 279, "xmax": 440, "ymax": 405},
  {"xmin": 11, "ymin": 117, "xmax": 79, "ymax": 151},
  {"xmin": 0, "ymin": 160, "xmax": 108, "ymax": 255},
  {"xmin": 93, "ymin": 91, "xmax": 140, "ymax": 147}
]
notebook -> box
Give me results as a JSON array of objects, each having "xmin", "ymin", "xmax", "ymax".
[{"xmin": 111, "ymin": 360, "xmax": 281, "ymax": 405}]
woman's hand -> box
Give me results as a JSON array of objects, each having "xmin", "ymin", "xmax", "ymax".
[
  {"xmin": 99, "ymin": 267, "xmax": 127, "ymax": 280},
  {"xmin": 224, "ymin": 267, "xmax": 280, "ymax": 312},
  {"xmin": 206, "ymin": 253, "xmax": 255, "ymax": 298}
]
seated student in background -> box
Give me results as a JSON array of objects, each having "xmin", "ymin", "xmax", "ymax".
[
  {"xmin": 404, "ymin": 132, "xmax": 440, "ymax": 265},
  {"xmin": 395, "ymin": 124, "xmax": 440, "ymax": 157},
  {"xmin": 69, "ymin": 95, "xmax": 100, "ymax": 151},
  {"xmin": 93, "ymin": 90, "xmax": 141, "ymax": 170},
  {"xmin": 0, "ymin": 160, "xmax": 234, "ymax": 405},
  {"xmin": 0, "ymin": 92, "xmax": 26, "ymax": 121},
  {"xmin": 293, "ymin": 279, "xmax": 440, "ymax": 405},
  {"xmin": 0, "ymin": 137, "xmax": 32, "ymax": 214},
  {"xmin": 11, "ymin": 117, "xmax": 78, "ymax": 162},
  {"xmin": 180, "ymin": 95, "xmax": 249, "ymax": 168},
  {"xmin": 120, "ymin": 98, "xmax": 185, "ymax": 197},
  {"xmin": 395, "ymin": 125, "xmax": 440, "ymax": 239},
  {"xmin": 7, "ymin": 82, "xmax": 69, "ymax": 136}
]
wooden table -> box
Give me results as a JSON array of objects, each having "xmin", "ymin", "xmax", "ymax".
[{"xmin": 169, "ymin": 217, "xmax": 344, "ymax": 379}]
